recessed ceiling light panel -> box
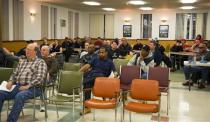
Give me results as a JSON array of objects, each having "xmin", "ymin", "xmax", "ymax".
[
  {"xmin": 180, "ymin": 6, "xmax": 195, "ymax": 9},
  {"xmin": 127, "ymin": 0, "xmax": 146, "ymax": 5},
  {"xmin": 102, "ymin": 8, "xmax": 116, "ymax": 11},
  {"xmin": 82, "ymin": 1, "xmax": 101, "ymax": 6},
  {"xmin": 139, "ymin": 7, "xmax": 153, "ymax": 10},
  {"xmin": 180, "ymin": 0, "xmax": 197, "ymax": 4}
]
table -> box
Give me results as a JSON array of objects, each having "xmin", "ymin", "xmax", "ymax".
[
  {"xmin": 184, "ymin": 61, "xmax": 210, "ymax": 91},
  {"xmin": 184, "ymin": 61, "xmax": 210, "ymax": 67},
  {"xmin": 170, "ymin": 52, "xmax": 197, "ymax": 70}
]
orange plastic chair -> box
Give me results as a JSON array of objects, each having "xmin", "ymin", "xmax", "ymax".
[
  {"xmin": 123, "ymin": 79, "xmax": 161, "ymax": 122},
  {"xmin": 148, "ymin": 66, "xmax": 170, "ymax": 115},
  {"xmin": 83, "ymin": 77, "xmax": 120, "ymax": 121}
]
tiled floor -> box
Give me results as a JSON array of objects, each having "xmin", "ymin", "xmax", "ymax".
[{"xmin": 1, "ymin": 70, "xmax": 210, "ymax": 122}]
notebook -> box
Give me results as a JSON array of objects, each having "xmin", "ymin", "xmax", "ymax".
[{"xmin": 0, "ymin": 81, "xmax": 16, "ymax": 92}]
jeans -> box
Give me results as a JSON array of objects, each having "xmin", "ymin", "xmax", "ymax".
[
  {"xmin": 183, "ymin": 66, "xmax": 210, "ymax": 83},
  {"xmin": 0, "ymin": 84, "xmax": 42, "ymax": 122}
]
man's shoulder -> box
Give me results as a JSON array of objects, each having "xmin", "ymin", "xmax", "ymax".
[{"xmin": 35, "ymin": 58, "xmax": 46, "ymax": 64}]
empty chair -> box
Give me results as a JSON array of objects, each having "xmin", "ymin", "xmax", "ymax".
[
  {"xmin": 83, "ymin": 77, "xmax": 120, "ymax": 121},
  {"xmin": 63, "ymin": 62, "xmax": 81, "ymax": 71},
  {"xmin": 48, "ymin": 70, "xmax": 83, "ymax": 119},
  {"xmin": 148, "ymin": 66, "xmax": 170, "ymax": 115},
  {"xmin": 120, "ymin": 65, "xmax": 141, "ymax": 91},
  {"xmin": 123, "ymin": 79, "xmax": 161, "ymax": 122},
  {"xmin": 113, "ymin": 59, "xmax": 129, "ymax": 75},
  {"xmin": 0, "ymin": 67, "xmax": 13, "ymax": 83}
]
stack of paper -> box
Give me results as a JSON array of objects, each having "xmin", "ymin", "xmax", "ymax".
[{"xmin": 0, "ymin": 81, "xmax": 16, "ymax": 92}]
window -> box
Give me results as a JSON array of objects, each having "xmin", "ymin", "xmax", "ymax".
[
  {"xmin": 89, "ymin": 14, "xmax": 114, "ymax": 38},
  {"xmin": 141, "ymin": 14, "xmax": 152, "ymax": 39},
  {"xmin": 176, "ymin": 13, "xmax": 207, "ymax": 40}
]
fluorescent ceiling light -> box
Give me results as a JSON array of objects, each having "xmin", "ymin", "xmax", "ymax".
[
  {"xmin": 180, "ymin": 6, "xmax": 195, "ymax": 9},
  {"xmin": 82, "ymin": 1, "xmax": 101, "ymax": 6},
  {"xmin": 139, "ymin": 7, "xmax": 153, "ymax": 10},
  {"xmin": 180, "ymin": 0, "xmax": 197, "ymax": 4},
  {"xmin": 102, "ymin": 8, "xmax": 116, "ymax": 11},
  {"xmin": 127, "ymin": 0, "xmax": 146, "ymax": 5}
]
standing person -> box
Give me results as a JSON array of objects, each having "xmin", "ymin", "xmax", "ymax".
[
  {"xmin": 0, "ymin": 43, "xmax": 47, "ymax": 122},
  {"xmin": 79, "ymin": 46, "xmax": 117, "ymax": 114}
]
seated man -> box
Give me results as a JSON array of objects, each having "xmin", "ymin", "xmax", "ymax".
[
  {"xmin": 183, "ymin": 43, "xmax": 210, "ymax": 89},
  {"xmin": 41, "ymin": 45, "xmax": 59, "ymax": 83},
  {"xmin": 79, "ymin": 46, "xmax": 117, "ymax": 114},
  {"xmin": 0, "ymin": 43, "xmax": 47, "ymax": 121},
  {"xmin": 128, "ymin": 45, "xmax": 155, "ymax": 79},
  {"xmin": 79, "ymin": 43, "xmax": 97, "ymax": 65}
]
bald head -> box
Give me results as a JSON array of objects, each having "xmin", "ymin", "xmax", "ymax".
[
  {"xmin": 26, "ymin": 43, "xmax": 37, "ymax": 60},
  {"xmin": 41, "ymin": 45, "xmax": 50, "ymax": 57}
]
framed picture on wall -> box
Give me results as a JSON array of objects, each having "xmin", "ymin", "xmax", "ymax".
[
  {"xmin": 60, "ymin": 19, "xmax": 66, "ymax": 27},
  {"xmin": 159, "ymin": 25, "xmax": 169, "ymax": 38},
  {"xmin": 123, "ymin": 25, "xmax": 132, "ymax": 37}
]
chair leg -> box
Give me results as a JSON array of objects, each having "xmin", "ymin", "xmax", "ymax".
[
  {"xmin": 73, "ymin": 89, "xmax": 75, "ymax": 121},
  {"xmin": 55, "ymin": 102, "xmax": 59, "ymax": 118},
  {"xmin": 115, "ymin": 108, "xmax": 117, "ymax": 122},
  {"xmin": 43, "ymin": 92, "xmax": 48, "ymax": 118},
  {"xmin": 33, "ymin": 97, "xmax": 36, "ymax": 121},
  {"xmin": 158, "ymin": 111, "xmax": 160, "ymax": 122},
  {"xmin": 7, "ymin": 100, "xmax": 9, "ymax": 117},
  {"xmin": 92, "ymin": 109, "xmax": 96, "ymax": 121},
  {"xmin": 129, "ymin": 111, "xmax": 131, "ymax": 122},
  {"xmin": 167, "ymin": 92, "xmax": 170, "ymax": 115}
]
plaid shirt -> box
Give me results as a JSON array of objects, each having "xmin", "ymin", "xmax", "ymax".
[{"xmin": 9, "ymin": 57, "xmax": 47, "ymax": 86}]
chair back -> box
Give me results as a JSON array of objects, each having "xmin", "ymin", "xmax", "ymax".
[
  {"xmin": 120, "ymin": 65, "xmax": 140, "ymax": 85},
  {"xmin": 148, "ymin": 67, "xmax": 170, "ymax": 87},
  {"xmin": 131, "ymin": 79, "xmax": 159, "ymax": 101},
  {"xmin": 58, "ymin": 70, "xmax": 83, "ymax": 95},
  {"xmin": 0, "ymin": 67, "xmax": 13, "ymax": 83},
  {"xmin": 93, "ymin": 77, "xmax": 120, "ymax": 98},
  {"xmin": 63, "ymin": 63, "xmax": 81, "ymax": 71},
  {"xmin": 113, "ymin": 59, "xmax": 129, "ymax": 74}
]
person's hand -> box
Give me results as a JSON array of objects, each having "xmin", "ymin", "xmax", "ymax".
[
  {"xmin": 19, "ymin": 85, "xmax": 30, "ymax": 91},
  {"xmin": 6, "ymin": 81, "xmax": 13, "ymax": 90}
]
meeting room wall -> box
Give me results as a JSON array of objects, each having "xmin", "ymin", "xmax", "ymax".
[
  {"xmin": 5, "ymin": 0, "xmax": 80, "ymax": 41},
  {"xmin": 79, "ymin": 9, "xmax": 210, "ymax": 40}
]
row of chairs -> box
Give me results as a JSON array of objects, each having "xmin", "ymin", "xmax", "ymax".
[
  {"xmin": 63, "ymin": 61, "xmax": 170, "ymax": 116},
  {"xmin": 83, "ymin": 77, "xmax": 161, "ymax": 122}
]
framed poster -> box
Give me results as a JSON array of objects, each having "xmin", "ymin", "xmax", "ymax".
[
  {"xmin": 159, "ymin": 25, "xmax": 169, "ymax": 38},
  {"xmin": 123, "ymin": 25, "xmax": 132, "ymax": 37},
  {"xmin": 60, "ymin": 19, "xmax": 66, "ymax": 27}
]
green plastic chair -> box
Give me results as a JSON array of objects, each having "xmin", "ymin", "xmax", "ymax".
[
  {"xmin": 63, "ymin": 63, "xmax": 81, "ymax": 71},
  {"xmin": 0, "ymin": 67, "xmax": 13, "ymax": 83},
  {"xmin": 48, "ymin": 70, "xmax": 83, "ymax": 118},
  {"xmin": 113, "ymin": 59, "xmax": 129, "ymax": 75}
]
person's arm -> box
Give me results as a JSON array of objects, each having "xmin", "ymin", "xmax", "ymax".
[
  {"xmin": 79, "ymin": 64, "xmax": 91, "ymax": 72},
  {"xmin": 127, "ymin": 54, "xmax": 137, "ymax": 65}
]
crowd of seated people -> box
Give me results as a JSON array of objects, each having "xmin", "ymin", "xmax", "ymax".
[
  {"xmin": 1, "ymin": 35, "xmax": 210, "ymax": 120},
  {"xmin": 182, "ymin": 42, "xmax": 210, "ymax": 89}
]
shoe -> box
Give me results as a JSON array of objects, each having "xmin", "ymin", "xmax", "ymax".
[
  {"xmin": 170, "ymin": 68, "xmax": 176, "ymax": 72},
  {"xmin": 40, "ymin": 107, "xmax": 45, "ymax": 112},
  {"xmin": 198, "ymin": 83, "xmax": 205, "ymax": 89},
  {"xmin": 80, "ymin": 108, "xmax": 91, "ymax": 115},
  {"xmin": 182, "ymin": 81, "xmax": 193, "ymax": 86}
]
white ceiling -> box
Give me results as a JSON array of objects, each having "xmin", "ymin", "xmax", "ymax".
[{"xmin": 38, "ymin": 0, "xmax": 210, "ymax": 11}]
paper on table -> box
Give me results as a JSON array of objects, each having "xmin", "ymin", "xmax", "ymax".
[{"xmin": 0, "ymin": 81, "xmax": 16, "ymax": 92}]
